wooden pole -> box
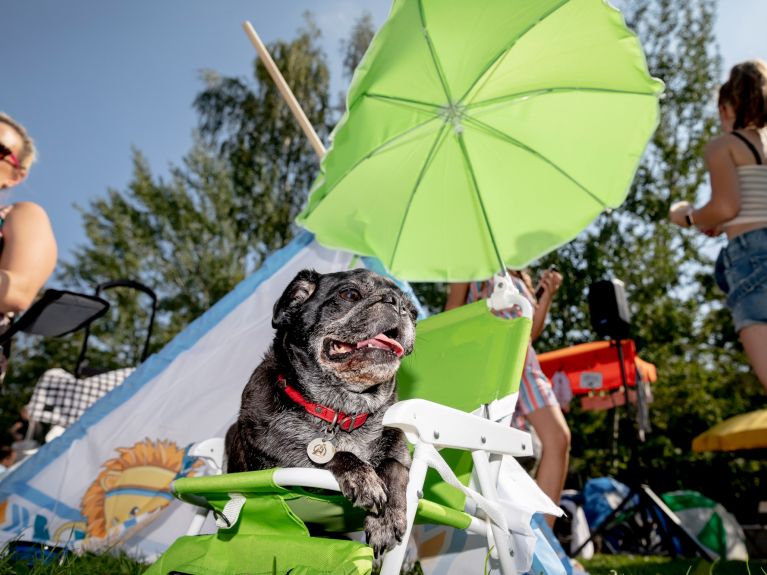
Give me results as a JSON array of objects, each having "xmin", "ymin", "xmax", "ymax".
[{"xmin": 242, "ymin": 21, "xmax": 326, "ymax": 160}]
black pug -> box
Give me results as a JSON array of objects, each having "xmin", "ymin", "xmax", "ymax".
[{"xmin": 225, "ymin": 268, "xmax": 417, "ymax": 555}]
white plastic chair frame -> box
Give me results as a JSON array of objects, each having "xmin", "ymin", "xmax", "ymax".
[
  {"xmin": 187, "ymin": 401, "xmax": 531, "ymax": 575},
  {"xmin": 185, "ymin": 276, "xmax": 534, "ymax": 574}
]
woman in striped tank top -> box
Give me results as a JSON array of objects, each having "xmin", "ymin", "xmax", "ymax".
[
  {"xmin": 0, "ymin": 114, "xmax": 58, "ymax": 348},
  {"xmin": 669, "ymin": 61, "xmax": 767, "ymax": 392},
  {"xmin": 446, "ymin": 268, "xmax": 570, "ymax": 526}
]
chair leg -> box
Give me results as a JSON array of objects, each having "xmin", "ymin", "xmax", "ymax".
[
  {"xmin": 380, "ymin": 443, "xmax": 429, "ymax": 575},
  {"xmin": 185, "ymin": 508, "xmax": 209, "ymax": 536},
  {"xmin": 472, "ymin": 451, "xmax": 514, "ymax": 575}
]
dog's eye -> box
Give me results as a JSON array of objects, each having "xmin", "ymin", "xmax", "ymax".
[{"xmin": 338, "ymin": 288, "xmax": 362, "ymax": 302}]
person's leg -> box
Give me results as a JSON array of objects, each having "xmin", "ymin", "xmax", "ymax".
[
  {"xmin": 524, "ymin": 405, "xmax": 571, "ymax": 528},
  {"xmin": 740, "ymin": 323, "xmax": 767, "ymax": 392}
]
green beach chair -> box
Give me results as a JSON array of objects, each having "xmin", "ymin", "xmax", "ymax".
[{"xmin": 147, "ymin": 288, "xmax": 539, "ymax": 575}]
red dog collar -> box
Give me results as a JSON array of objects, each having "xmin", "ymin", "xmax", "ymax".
[{"xmin": 277, "ymin": 374, "xmax": 368, "ymax": 432}]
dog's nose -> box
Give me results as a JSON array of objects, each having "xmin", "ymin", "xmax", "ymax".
[{"xmin": 380, "ymin": 293, "xmax": 399, "ymax": 307}]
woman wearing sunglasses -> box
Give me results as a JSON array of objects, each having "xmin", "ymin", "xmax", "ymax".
[{"xmin": 0, "ymin": 113, "xmax": 57, "ymax": 321}]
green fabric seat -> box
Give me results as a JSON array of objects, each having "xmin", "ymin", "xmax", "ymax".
[
  {"xmin": 398, "ymin": 300, "xmax": 530, "ymax": 512},
  {"xmin": 146, "ymin": 302, "xmax": 531, "ymax": 575}
]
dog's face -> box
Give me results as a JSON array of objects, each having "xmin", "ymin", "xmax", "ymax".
[{"xmin": 272, "ymin": 268, "xmax": 417, "ymax": 391}]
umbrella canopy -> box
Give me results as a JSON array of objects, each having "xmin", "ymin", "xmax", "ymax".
[
  {"xmin": 297, "ymin": 0, "xmax": 663, "ymax": 281},
  {"xmin": 692, "ymin": 408, "xmax": 767, "ymax": 452}
]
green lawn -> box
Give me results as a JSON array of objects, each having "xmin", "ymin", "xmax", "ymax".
[
  {"xmin": 0, "ymin": 550, "xmax": 146, "ymax": 575},
  {"xmin": 1, "ymin": 549, "xmax": 766, "ymax": 574},
  {"xmin": 583, "ymin": 554, "xmax": 767, "ymax": 575}
]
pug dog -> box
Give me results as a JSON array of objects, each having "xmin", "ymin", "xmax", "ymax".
[{"xmin": 225, "ymin": 268, "xmax": 417, "ymax": 555}]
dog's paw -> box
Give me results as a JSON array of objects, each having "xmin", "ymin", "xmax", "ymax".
[
  {"xmin": 335, "ymin": 464, "xmax": 388, "ymax": 514},
  {"xmin": 364, "ymin": 505, "xmax": 407, "ymax": 557}
]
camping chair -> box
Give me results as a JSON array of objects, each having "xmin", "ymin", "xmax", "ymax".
[
  {"xmin": 0, "ymin": 289, "xmax": 110, "ymax": 457},
  {"xmin": 24, "ymin": 280, "xmax": 157, "ymax": 442},
  {"xmin": 0, "ymin": 288, "xmax": 110, "ymax": 358},
  {"xmin": 74, "ymin": 279, "xmax": 157, "ymax": 378},
  {"xmin": 146, "ymin": 281, "xmax": 553, "ymax": 575}
]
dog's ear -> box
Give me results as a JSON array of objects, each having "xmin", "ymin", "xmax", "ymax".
[{"xmin": 272, "ymin": 269, "xmax": 320, "ymax": 329}]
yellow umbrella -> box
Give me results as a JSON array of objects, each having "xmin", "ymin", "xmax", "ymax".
[{"xmin": 692, "ymin": 409, "xmax": 767, "ymax": 452}]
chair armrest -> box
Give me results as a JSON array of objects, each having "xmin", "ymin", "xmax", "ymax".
[
  {"xmin": 383, "ymin": 399, "xmax": 531, "ymax": 457},
  {"xmin": 188, "ymin": 437, "xmax": 226, "ymax": 475},
  {"xmin": 273, "ymin": 468, "xmax": 340, "ymax": 492}
]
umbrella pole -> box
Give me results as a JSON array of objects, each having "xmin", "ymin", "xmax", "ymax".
[{"xmin": 242, "ymin": 21, "xmax": 326, "ymax": 160}]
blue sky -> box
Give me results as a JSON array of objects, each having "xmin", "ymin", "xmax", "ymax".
[{"xmin": 4, "ymin": 1, "xmax": 766, "ymax": 269}]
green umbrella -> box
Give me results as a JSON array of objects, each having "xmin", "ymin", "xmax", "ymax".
[{"xmin": 297, "ymin": 0, "xmax": 663, "ymax": 282}]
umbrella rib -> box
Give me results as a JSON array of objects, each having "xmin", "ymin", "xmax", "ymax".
[
  {"xmin": 457, "ymin": 0, "xmax": 570, "ymax": 105},
  {"xmin": 456, "ymin": 132, "xmax": 507, "ymax": 275},
  {"xmin": 389, "ymin": 123, "xmax": 450, "ymax": 271},
  {"xmin": 466, "ymin": 86, "xmax": 661, "ymax": 111},
  {"xmin": 364, "ymin": 93, "xmax": 442, "ymax": 113},
  {"xmin": 464, "ymin": 116, "xmax": 607, "ymax": 209},
  {"xmin": 320, "ymin": 116, "xmax": 441, "ymax": 197},
  {"xmin": 417, "ymin": 0, "xmax": 454, "ymax": 103}
]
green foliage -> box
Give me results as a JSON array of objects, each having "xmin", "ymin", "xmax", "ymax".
[
  {"xmin": 0, "ymin": 17, "xmax": 335, "ymax": 430},
  {"xmin": 340, "ymin": 11, "xmax": 375, "ymax": 83},
  {"xmin": 1, "ymin": 0, "xmax": 762, "ymax": 531},
  {"xmin": 533, "ymin": 0, "xmax": 766, "ymax": 519},
  {"xmin": 194, "ymin": 15, "xmax": 332, "ymax": 257}
]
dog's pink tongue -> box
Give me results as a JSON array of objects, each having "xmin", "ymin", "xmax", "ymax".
[{"xmin": 356, "ymin": 333, "xmax": 405, "ymax": 357}]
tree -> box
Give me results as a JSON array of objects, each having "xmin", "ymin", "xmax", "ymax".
[
  {"xmin": 0, "ymin": 18, "xmax": 334, "ymax": 431},
  {"xmin": 341, "ymin": 12, "xmax": 375, "ymax": 82},
  {"xmin": 194, "ymin": 15, "xmax": 332, "ymax": 256},
  {"xmin": 535, "ymin": 0, "xmax": 765, "ymax": 519}
]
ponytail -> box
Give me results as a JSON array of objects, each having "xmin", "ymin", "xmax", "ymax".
[{"xmin": 719, "ymin": 60, "xmax": 767, "ymax": 129}]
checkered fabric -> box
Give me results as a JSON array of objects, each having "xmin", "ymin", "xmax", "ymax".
[{"xmin": 26, "ymin": 367, "xmax": 135, "ymax": 427}]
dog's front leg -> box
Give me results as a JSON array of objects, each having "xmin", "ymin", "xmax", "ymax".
[
  {"xmin": 327, "ymin": 451, "xmax": 388, "ymax": 514},
  {"xmin": 364, "ymin": 457, "xmax": 409, "ymax": 556}
]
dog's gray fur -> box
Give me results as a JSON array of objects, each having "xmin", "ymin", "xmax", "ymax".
[{"xmin": 225, "ymin": 268, "xmax": 416, "ymax": 555}]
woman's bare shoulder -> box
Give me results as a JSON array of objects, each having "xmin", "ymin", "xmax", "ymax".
[
  {"xmin": 705, "ymin": 134, "xmax": 733, "ymax": 153},
  {"xmin": 5, "ymin": 202, "xmax": 52, "ymax": 225},
  {"xmin": 704, "ymin": 135, "xmax": 737, "ymax": 163}
]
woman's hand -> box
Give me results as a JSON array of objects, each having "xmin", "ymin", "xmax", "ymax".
[
  {"xmin": 535, "ymin": 269, "xmax": 563, "ymax": 302},
  {"xmin": 702, "ymin": 225, "xmax": 724, "ymax": 237},
  {"xmin": 669, "ymin": 201, "xmax": 692, "ymax": 227},
  {"xmin": 531, "ymin": 268, "xmax": 562, "ymax": 342}
]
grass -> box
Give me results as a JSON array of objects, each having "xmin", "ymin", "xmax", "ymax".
[
  {"xmin": 583, "ymin": 554, "xmax": 767, "ymax": 575},
  {"xmin": 0, "ymin": 547, "xmax": 147, "ymax": 575},
  {"xmin": 0, "ymin": 548, "xmax": 765, "ymax": 574}
]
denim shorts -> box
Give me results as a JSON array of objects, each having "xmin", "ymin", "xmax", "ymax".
[{"xmin": 714, "ymin": 227, "xmax": 767, "ymax": 332}]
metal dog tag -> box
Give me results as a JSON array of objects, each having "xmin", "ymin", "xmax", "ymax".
[{"xmin": 307, "ymin": 437, "xmax": 335, "ymax": 464}]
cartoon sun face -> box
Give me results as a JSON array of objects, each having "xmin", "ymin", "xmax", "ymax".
[
  {"xmin": 101, "ymin": 465, "xmax": 177, "ymax": 530},
  {"xmin": 81, "ymin": 439, "xmax": 198, "ymax": 539}
]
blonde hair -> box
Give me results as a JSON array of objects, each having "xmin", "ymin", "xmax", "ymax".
[
  {"xmin": 0, "ymin": 112, "xmax": 37, "ymax": 169},
  {"xmin": 718, "ymin": 60, "xmax": 767, "ymax": 130}
]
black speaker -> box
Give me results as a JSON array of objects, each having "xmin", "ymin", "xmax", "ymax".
[{"xmin": 588, "ymin": 279, "xmax": 631, "ymax": 340}]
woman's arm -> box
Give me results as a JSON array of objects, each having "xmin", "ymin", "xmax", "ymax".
[
  {"xmin": 0, "ymin": 202, "xmax": 57, "ymax": 314},
  {"xmin": 670, "ymin": 137, "xmax": 741, "ymax": 229},
  {"xmin": 445, "ymin": 283, "xmax": 469, "ymax": 311},
  {"xmin": 531, "ymin": 269, "xmax": 562, "ymax": 341}
]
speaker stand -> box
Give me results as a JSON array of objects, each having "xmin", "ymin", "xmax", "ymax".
[{"xmin": 570, "ymin": 340, "xmax": 716, "ymax": 560}]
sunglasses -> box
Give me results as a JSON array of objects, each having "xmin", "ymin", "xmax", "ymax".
[{"xmin": 0, "ymin": 143, "xmax": 21, "ymax": 170}]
